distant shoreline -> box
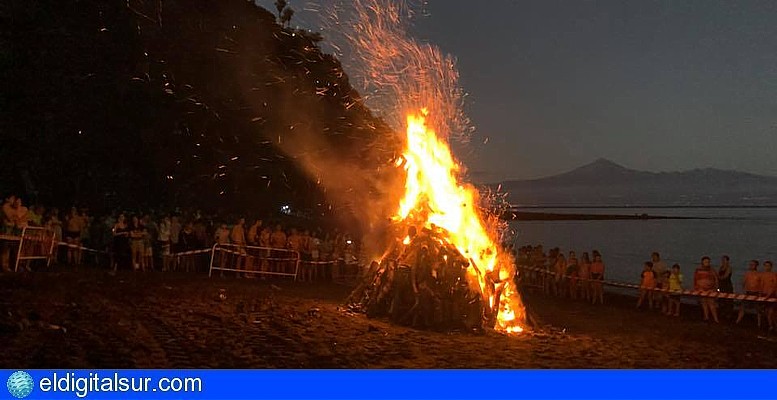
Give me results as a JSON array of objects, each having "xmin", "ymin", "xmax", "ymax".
[{"xmin": 505, "ymin": 211, "xmax": 700, "ymax": 221}]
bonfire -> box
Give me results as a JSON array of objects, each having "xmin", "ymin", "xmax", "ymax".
[{"xmin": 348, "ymin": 109, "xmax": 525, "ymax": 333}]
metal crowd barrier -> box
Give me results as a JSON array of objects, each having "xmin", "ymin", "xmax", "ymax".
[
  {"xmin": 2, "ymin": 227, "xmax": 57, "ymax": 271},
  {"xmin": 208, "ymin": 243, "xmax": 301, "ymax": 280},
  {"xmin": 294, "ymin": 259, "xmax": 338, "ymax": 282}
]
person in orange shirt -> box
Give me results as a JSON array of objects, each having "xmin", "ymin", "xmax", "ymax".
[
  {"xmin": 637, "ymin": 261, "xmax": 656, "ymax": 309},
  {"xmin": 760, "ymin": 261, "xmax": 777, "ymax": 331}
]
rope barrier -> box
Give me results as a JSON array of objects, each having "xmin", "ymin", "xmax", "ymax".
[
  {"xmin": 168, "ymin": 248, "xmax": 212, "ymax": 257},
  {"xmin": 517, "ymin": 264, "xmax": 777, "ymax": 303},
  {"xmin": 56, "ymin": 242, "xmax": 107, "ymax": 254},
  {"xmin": 300, "ymin": 260, "xmax": 337, "ymax": 265}
]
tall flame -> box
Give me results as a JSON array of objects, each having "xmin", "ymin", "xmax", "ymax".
[
  {"xmin": 394, "ymin": 109, "xmax": 524, "ymax": 333},
  {"xmin": 322, "ymin": 0, "xmax": 526, "ymax": 333}
]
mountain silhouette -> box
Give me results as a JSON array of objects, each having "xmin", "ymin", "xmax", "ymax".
[{"xmin": 496, "ymin": 159, "xmax": 777, "ymax": 207}]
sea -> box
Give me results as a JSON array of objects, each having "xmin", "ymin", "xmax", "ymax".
[{"xmin": 508, "ymin": 207, "xmax": 777, "ymax": 290}]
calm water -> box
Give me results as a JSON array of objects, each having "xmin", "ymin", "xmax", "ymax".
[{"xmin": 509, "ymin": 207, "xmax": 777, "ymax": 290}]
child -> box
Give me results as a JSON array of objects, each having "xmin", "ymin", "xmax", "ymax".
[
  {"xmin": 666, "ymin": 264, "xmax": 683, "ymax": 316},
  {"xmin": 637, "ymin": 261, "xmax": 656, "ymax": 309}
]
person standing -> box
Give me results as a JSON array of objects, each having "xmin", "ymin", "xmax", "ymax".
[
  {"xmin": 157, "ymin": 216, "xmax": 171, "ymax": 271},
  {"xmin": 760, "ymin": 261, "xmax": 777, "ymax": 331},
  {"xmin": 1, "ymin": 195, "xmax": 18, "ymax": 272},
  {"xmin": 717, "ymin": 255, "xmax": 734, "ymax": 316},
  {"xmin": 178, "ymin": 222, "xmax": 197, "ymax": 272},
  {"xmin": 258, "ymin": 226, "xmax": 272, "ymax": 276},
  {"xmin": 214, "ymin": 223, "xmax": 231, "ymax": 273},
  {"xmin": 270, "ymin": 225, "xmax": 287, "ymax": 273},
  {"xmin": 651, "ymin": 252, "xmax": 669, "ymax": 291},
  {"xmin": 589, "ymin": 251, "xmax": 605, "ymax": 305},
  {"xmin": 170, "ymin": 215, "xmax": 181, "ymax": 253},
  {"xmin": 578, "ymin": 252, "xmax": 591, "ymax": 302},
  {"xmin": 247, "ymin": 219, "xmax": 262, "ymax": 246},
  {"xmin": 718, "ymin": 255, "xmax": 734, "ymax": 293},
  {"xmin": 694, "ymin": 256, "xmax": 719, "ymax": 323},
  {"xmin": 129, "ymin": 216, "xmax": 147, "ymax": 271},
  {"xmin": 64, "ymin": 207, "xmax": 84, "ymax": 265},
  {"xmin": 111, "ymin": 214, "xmax": 130, "ymax": 271},
  {"xmin": 550, "ymin": 253, "xmax": 565, "ymax": 297},
  {"xmin": 230, "ymin": 218, "xmax": 247, "ymax": 275},
  {"xmin": 737, "ymin": 260, "xmax": 763, "ymax": 326},
  {"xmin": 637, "ymin": 262, "xmax": 656, "ymax": 309},
  {"xmin": 667, "ymin": 264, "xmax": 683, "ymax": 316},
  {"xmin": 566, "ymin": 251, "xmax": 579, "ymax": 300}
]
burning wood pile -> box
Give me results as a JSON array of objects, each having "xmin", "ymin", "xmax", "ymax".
[
  {"xmin": 347, "ymin": 225, "xmax": 515, "ymax": 332},
  {"xmin": 345, "ymin": 110, "xmax": 525, "ymax": 334}
]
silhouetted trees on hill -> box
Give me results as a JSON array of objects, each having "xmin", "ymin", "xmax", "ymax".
[{"xmin": 1, "ymin": 0, "xmax": 397, "ymax": 218}]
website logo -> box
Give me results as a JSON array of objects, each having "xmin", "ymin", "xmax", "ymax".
[{"xmin": 7, "ymin": 371, "xmax": 34, "ymax": 399}]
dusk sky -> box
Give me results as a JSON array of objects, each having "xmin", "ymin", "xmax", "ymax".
[{"xmin": 262, "ymin": 0, "xmax": 777, "ymax": 182}]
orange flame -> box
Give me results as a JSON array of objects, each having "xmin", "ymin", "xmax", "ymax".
[{"xmin": 394, "ymin": 110, "xmax": 524, "ymax": 334}]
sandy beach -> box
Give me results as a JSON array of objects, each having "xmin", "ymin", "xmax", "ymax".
[{"xmin": 1, "ymin": 270, "xmax": 775, "ymax": 369}]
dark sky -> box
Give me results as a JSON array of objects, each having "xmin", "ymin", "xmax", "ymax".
[{"xmin": 263, "ymin": 1, "xmax": 777, "ymax": 182}]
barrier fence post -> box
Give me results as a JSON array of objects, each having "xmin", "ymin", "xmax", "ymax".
[
  {"xmin": 208, "ymin": 243, "xmax": 219, "ymax": 277},
  {"xmin": 13, "ymin": 227, "xmax": 27, "ymax": 272},
  {"xmin": 293, "ymin": 252, "xmax": 300, "ymax": 282},
  {"xmin": 46, "ymin": 233, "xmax": 56, "ymax": 267}
]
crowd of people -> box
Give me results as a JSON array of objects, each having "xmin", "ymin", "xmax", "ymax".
[
  {"xmin": 5, "ymin": 192, "xmax": 777, "ymax": 331},
  {"xmin": 515, "ymin": 245, "xmax": 776, "ymax": 331},
  {"xmin": 515, "ymin": 245, "xmax": 606, "ymax": 305},
  {"xmin": 0, "ymin": 193, "xmax": 361, "ymax": 278}
]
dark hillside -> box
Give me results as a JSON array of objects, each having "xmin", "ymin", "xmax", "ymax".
[{"xmin": 1, "ymin": 0, "xmax": 396, "ymax": 217}]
